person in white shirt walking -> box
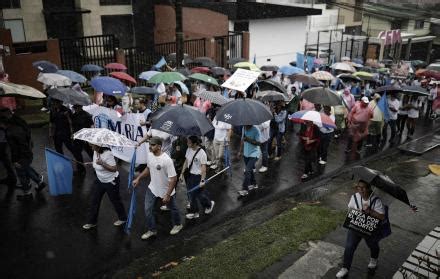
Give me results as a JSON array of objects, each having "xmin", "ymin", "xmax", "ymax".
[
  {"xmin": 406, "ymin": 96, "xmax": 422, "ymax": 139},
  {"xmin": 179, "ymin": 136, "xmax": 215, "ymax": 219},
  {"xmin": 133, "ymin": 136, "xmax": 183, "ymax": 240},
  {"xmin": 82, "ymin": 145, "xmax": 127, "ymax": 230},
  {"xmin": 318, "ymin": 106, "xmax": 335, "ymax": 165},
  {"xmin": 381, "ymin": 93, "xmax": 400, "ymax": 145},
  {"xmin": 211, "ymin": 118, "xmax": 232, "ymax": 172},
  {"xmin": 256, "ymin": 120, "xmax": 270, "ymax": 173},
  {"xmin": 427, "ymin": 84, "xmax": 438, "ymax": 119}
]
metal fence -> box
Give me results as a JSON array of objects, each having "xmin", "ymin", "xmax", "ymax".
[
  {"xmin": 154, "ymin": 38, "xmax": 206, "ymax": 60},
  {"xmin": 123, "ymin": 47, "xmax": 159, "ymax": 82},
  {"xmin": 215, "ymin": 32, "xmax": 243, "ymax": 68},
  {"xmin": 59, "ymin": 34, "xmax": 119, "ymax": 73},
  {"xmin": 306, "ymin": 37, "xmax": 366, "ymax": 64}
]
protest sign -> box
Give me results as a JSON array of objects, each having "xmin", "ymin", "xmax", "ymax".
[
  {"xmin": 84, "ymin": 105, "xmax": 149, "ymax": 164},
  {"xmin": 343, "ymin": 209, "xmax": 380, "ymax": 237},
  {"xmin": 221, "ymin": 68, "xmax": 260, "ymax": 92}
]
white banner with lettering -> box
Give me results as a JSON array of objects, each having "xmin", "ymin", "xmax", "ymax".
[
  {"xmin": 84, "ymin": 105, "xmax": 149, "ymax": 164},
  {"xmin": 221, "ymin": 68, "xmax": 260, "ymax": 92}
]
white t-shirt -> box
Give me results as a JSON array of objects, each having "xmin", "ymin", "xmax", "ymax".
[
  {"xmin": 257, "ymin": 120, "xmax": 271, "ymax": 142},
  {"xmin": 185, "ymin": 148, "xmax": 207, "ymax": 175},
  {"xmin": 348, "ymin": 192, "xmax": 385, "ymax": 214},
  {"xmin": 213, "ymin": 119, "xmax": 232, "ymax": 142},
  {"xmin": 388, "ymin": 98, "xmax": 400, "ymax": 120},
  {"xmin": 147, "ymin": 152, "xmax": 177, "ymax": 198},
  {"xmin": 398, "ymin": 99, "xmax": 408, "ymax": 115},
  {"xmin": 93, "ymin": 150, "xmax": 119, "ymax": 183},
  {"xmin": 408, "ymin": 100, "xmax": 421, "ymax": 119}
]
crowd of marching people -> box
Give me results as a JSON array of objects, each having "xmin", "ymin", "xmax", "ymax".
[{"xmin": 0, "ymin": 56, "xmax": 439, "ymax": 242}]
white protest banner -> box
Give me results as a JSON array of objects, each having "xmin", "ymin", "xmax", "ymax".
[
  {"xmin": 84, "ymin": 105, "xmax": 149, "ymax": 164},
  {"xmin": 221, "ymin": 68, "xmax": 260, "ymax": 92},
  {"xmin": 343, "ymin": 209, "xmax": 380, "ymax": 237}
]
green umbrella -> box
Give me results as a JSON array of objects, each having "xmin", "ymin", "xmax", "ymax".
[
  {"xmin": 189, "ymin": 73, "xmax": 219, "ymax": 86},
  {"xmin": 148, "ymin": 72, "xmax": 186, "ymax": 84}
]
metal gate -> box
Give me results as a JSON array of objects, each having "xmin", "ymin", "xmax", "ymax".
[
  {"xmin": 215, "ymin": 32, "xmax": 243, "ymax": 68},
  {"xmin": 59, "ymin": 34, "xmax": 119, "ymax": 72}
]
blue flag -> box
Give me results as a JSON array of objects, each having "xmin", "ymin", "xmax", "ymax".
[
  {"xmin": 125, "ymin": 149, "xmax": 137, "ymax": 234},
  {"xmin": 154, "ymin": 56, "xmax": 167, "ymax": 69},
  {"xmin": 307, "ymin": 56, "xmax": 315, "ymax": 73},
  {"xmin": 296, "ymin": 52, "xmax": 305, "ymax": 70},
  {"xmin": 45, "ymin": 148, "xmax": 73, "ymax": 196},
  {"xmin": 377, "ymin": 92, "xmax": 390, "ymax": 122}
]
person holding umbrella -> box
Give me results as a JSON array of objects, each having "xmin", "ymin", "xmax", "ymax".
[
  {"xmin": 82, "ymin": 144, "xmax": 127, "ymax": 230},
  {"xmin": 268, "ymin": 102, "xmax": 287, "ymax": 161},
  {"xmin": 179, "ymin": 136, "xmax": 215, "ymax": 219},
  {"xmin": 406, "ymin": 95, "xmax": 422, "ymax": 139},
  {"xmin": 345, "ymin": 97, "xmax": 372, "ymax": 156},
  {"xmin": 299, "ymin": 120, "xmax": 320, "ymax": 180},
  {"xmin": 237, "ymin": 125, "xmax": 261, "ymax": 197},
  {"xmin": 133, "ymin": 136, "xmax": 183, "ymax": 239},
  {"xmin": 318, "ymin": 106, "xmax": 335, "ymax": 165},
  {"xmin": 336, "ymin": 179, "xmax": 385, "ymax": 278}
]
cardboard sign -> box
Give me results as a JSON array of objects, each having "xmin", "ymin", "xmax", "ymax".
[
  {"xmin": 343, "ymin": 209, "xmax": 380, "ymax": 237},
  {"xmin": 221, "ymin": 68, "xmax": 260, "ymax": 92}
]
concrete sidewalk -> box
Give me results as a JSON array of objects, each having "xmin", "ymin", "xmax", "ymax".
[{"xmin": 274, "ymin": 147, "xmax": 440, "ymax": 278}]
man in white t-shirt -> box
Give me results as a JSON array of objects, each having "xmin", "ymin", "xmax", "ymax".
[
  {"xmin": 256, "ymin": 120, "xmax": 270, "ymax": 173},
  {"xmin": 133, "ymin": 136, "xmax": 183, "ymax": 239},
  {"xmin": 336, "ymin": 180, "xmax": 385, "ymax": 278},
  {"xmin": 381, "ymin": 93, "xmax": 400, "ymax": 145},
  {"xmin": 211, "ymin": 118, "xmax": 232, "ymax": 172}
]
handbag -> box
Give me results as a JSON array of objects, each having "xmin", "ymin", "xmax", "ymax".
[{"xmin": 183, "ymin": 148, "xmax": 201, "ymax": 180}]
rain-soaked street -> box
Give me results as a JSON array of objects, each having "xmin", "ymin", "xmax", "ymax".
[{"xmin": 1, "ymin": 119, "xmax": 439, "ymax": 279}]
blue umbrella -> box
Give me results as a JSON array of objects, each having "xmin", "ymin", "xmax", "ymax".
[
  {"xmin": 138, "ymin": 71, "xmax": 159, "ymax": 81},
  {"xmin": 90, "ymin": 76, "xmax": 126, "ymax": 95},
  {"xmin": 32, "ymin": 60, "xmax": 58, "ymax": 73},
  {"xmin": 173, "ymin": 81, "xmax": 189, "ymax": 94},
  {"xmin": 130, "ymin": 86, "xmax": 159, "ymax": 95},
  {"xmin": 352, "ymin": 58, "xmax": 364, "ymax": 65},
  {"xmin": 81, "ymin": 64, "xmax": 103, "ymax": 72},
  {"xmin": 279, "ymin": 65, "xmax": 305, "ymax": 75},
  {"xmin": 124, "ymin": 150, "xmax": 137, "ymax": 234},
  {"xmin": 57, "ymin": 70, "xmax": 87, "ymax": 83}
]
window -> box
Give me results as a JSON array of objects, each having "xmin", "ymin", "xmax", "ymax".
[
  {"xmin": 391, "ymin": 21, "xmax": 402, "ymax": 30},
  {"xmin": 0, "ymin": 0, "xmax": 21, "ymax": 8},
  {"xmin": 414, "ymin": 20, "xmax": 424, "ymax": 30},
  {"xmin": 353, "ymin": 0, "xmax": 362, "ymax": 22},
  {"xmin": 101, "ymin": 15, "xmax": 134, "ymax": 48},
  {"xmin": 99, "ymin": 0, "xmax": 131, "ymax": 5},
  {"xmin": 4, "ymin": 19, "xmax": 25, "ymax": 42}
]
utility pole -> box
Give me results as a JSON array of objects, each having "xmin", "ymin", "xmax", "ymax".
[{"xmin": 175, "ymin": 0, "xmax": 184, "ymax": 69}]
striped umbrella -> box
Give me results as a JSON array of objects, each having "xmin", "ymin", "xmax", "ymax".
[
  {"xmin": 256, "ymin": 90, "xmax": 287, "ymax": 102},
  {"xmin": 289, "ymin": 110, "xmax": 336, "ymax": 128},
  {"xmin": 193, "ymin": 90, "xmax": 231, "ymax": 105},
  {"xmin": 312, "ymin": 71, "xmax": 334, "ymax": 81},
  {"xmin": 331, "ymin": 62, "xmax": 356, "ymax": 73}
]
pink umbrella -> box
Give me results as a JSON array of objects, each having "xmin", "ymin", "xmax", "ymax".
[
  {"xmin": 105, "ymin": 63, "xmax": 127, "ymax": 71},
  {"xmin": 110, "ymin": 72, "xmax": 137, "ymax": 85}
]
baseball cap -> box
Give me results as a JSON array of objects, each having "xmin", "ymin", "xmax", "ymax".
[
  {"xmin": 149, "ymin": 136, "xmax": 163, "ymax": 146},
  {"xmin": 361, "ymin": 96, "xmax": 370, "ymax": 104}
]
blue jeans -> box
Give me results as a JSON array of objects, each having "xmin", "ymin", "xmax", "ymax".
[
  {"xmin": 343, "ymin": 229, "xmax": 380, "ymax": 269},
  {"xmin": 242, "ymin": 156, "xmax": 257, "ymax": 190},
  {"xmin": 144, "ymin": 187, "xmax": 181, "ymax": 232},
  {"xmin": 318, "ymin": 132, "xmax": 333, "ymax": 161},
  {"xmin": 260, "ymin": 141, "xmax": 269, "ymax": 167},
  {"xmin": 15, "ymin": 161, "xmax": 41, "ymax": 192},
  {"xmin": 186, "ymin": 174, "xmax": 211, "ymax": 213}
]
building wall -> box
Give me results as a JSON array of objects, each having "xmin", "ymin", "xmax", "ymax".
[
  {"xmin": 329, "ymin": 0, "xmax": 363, "ymax": 28},
  {"xmin": 405, "ymin": 20, "xmax": 431, "ymax": 37},
  {"xmin": 154, "ymin": 5, "xmax": 229, "ymax": 44},
  {"xmin": 79, "ymin": 0, "xmax": 133, "ymax": 37},
  {"xmin": 248, "ymin": 17, "xmax": 308, "ymax": 66},
  {"xmin": 2, "ymin": 0, "xmax": 47, "ymax": 41},
  {"xmin": 362, "ymin": 16, "xmax": 391, "ymax": 37}
]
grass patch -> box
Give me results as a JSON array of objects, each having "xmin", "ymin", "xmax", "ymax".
[{"xmin": 159, "ymin": 205, "xmax": 345, "ymax": 279}]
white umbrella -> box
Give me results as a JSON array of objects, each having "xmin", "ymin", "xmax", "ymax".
[
  {"xmin": 312, "ymin": 71, "xmax": 334, "ymax": 81},
  {"xmin": 0, "ymin": 81, "xmax": 46, "ymax": 98},
  {"xmin": 73, "ymin": 128, "xmax": 137, "ymax": 147},
  {"xmin": 37, "ymin": 73, "xmax": 72, "ymax": 87},
  {"xmin": 330, "ymin": 62, "xmax": 356, "ymax": 73}
]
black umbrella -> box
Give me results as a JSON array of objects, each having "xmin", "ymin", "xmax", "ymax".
[
  {"xmin": 210, "ymin": 67, "xmax": 227, "ymax": 77},
  {"xmin": 130, "ymin": 86, "xmax": 159, "ymax": 95},
  {"xmin": 167, "ymin": 53, "xmax": 193, "ymax": 64},
  {"xmin": 260, "ymin": 65, "xmax": 279, "ymax": 72},
  {"xmin": 352, "ymin": 166, "xmax": 417, "ymax": 209},
  {"xmin": 32, "ymin": 60, "xmax": 59, "ymax": 73},
  {"xmin": 151, "ymin": 105, "xmax": 214, "ymax": 136},
  {"xmin": 337, "ymin": 73, "xmax": 361, "ymax": 83},
  {"xmin": 176, "ymin": 68, "xmax": 192, "ymax": 77},
  {"xmin": 401, "ymin": 85, "xmax": 429, "ymax": 96},
  {"xmin": 257, "ymin": 79, "xmax": 287, "ymax": 94},
  {"xmin": 47, "ymin": 87, "xmax": 91, "ymax": 106},
  {"xmin": 256, "ymin": 90, "xmax": 287, "ymax": 102},
  {"xmin": 375, "ymin": 84, "xmax": 403, "ymax": 94},
  {"xmin": 228, "ymin": 57, "xmax": 246, "ymax": 66},
  {"xmin": 192, "ymin": 57, "xmax": 217, "ymax": 68},
  {"xmin": 301, "ymin": 87, "xmax": 342, "ymax": 106},
  {"xmin": 215, "ymin": 98, "xmax": 272, "ymax": 126}
]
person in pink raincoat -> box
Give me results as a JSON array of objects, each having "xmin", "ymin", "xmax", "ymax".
[{"xmin": 345, "ymin": 97, "xmax": 372, "ymax": 156}]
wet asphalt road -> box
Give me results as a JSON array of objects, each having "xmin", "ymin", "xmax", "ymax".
[{"xmin": 0, "ymin": 118, "xmax": 438, "ymax": 279}]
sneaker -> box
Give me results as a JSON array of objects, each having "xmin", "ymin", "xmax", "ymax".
[
  {"xmin": 301, "ymin": 174, "xmax": 308, "ymax": 179},
  {"xmin": 113, "ymin": 220, "xmax": 126, "ymax": 227},
  {"xmin": 336, "ymin": 267, "xmax": 349, "ymax": 278},
  {"xmin": 160, "ymin": 205, "xmax": 170, "ymax": 211},
  {"xmin": 248, "ymin": 184, "xmax": 258, "ymax": 191},
  {"xmin": 318, "ymin": 159, "xmax": 327, "ymax": 165},
  {"xmin": 258, "ymin": 166, "xmax": 268, "ymax": 173},
  {"xmin": 82, "ymin": 223, "xmax": 97, "ymax": 230},
  {"xmin": 210, "ymin": 164, "xmax": 217, "ymax": 170},
  {"xmin": 205, "ymin": 201, "xmax": 215, "ymax": 214},
  {"xmin": 238, "ymin": 190, "xmax": 249, "ymax": 196},
  {"xmin": 17, "ymin": 191, "xmax": 33, "ymax": 201},
  {"xmin": 186, "ymin": 202, "xmax": 191, "ymax": 209},
  {"xmin": 170, "ymin": 224, "xmax": 183, "ymax": 235},
  {"xmin": 141, "ymin": 230, "xmax": 157, "ymax": 240},
  {"xmin": 185, "ymin": 213, "xmax": 200, "ymax": 219},
  {"xmin": 334, "ymin": 134, "xmax": 339, "ymax": 139},
  {"xmin": 368, "ymin": 258, "xmax": 378, "ymax": 269},
  {"xmin": 40, "ymin": 107, "xmax": 48, "ymax": 112},
  {"xmin": 273, "ymin": 156, "xmax": 281, "ymax": 161}
]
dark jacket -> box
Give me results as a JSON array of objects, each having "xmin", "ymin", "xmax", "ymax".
[{"xmin": 6, "ymin": 116, "xmax": 33, "ymax": 165}]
